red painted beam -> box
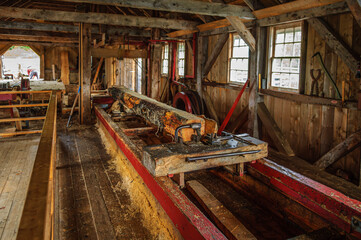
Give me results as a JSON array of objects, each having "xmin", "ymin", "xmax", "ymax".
[
  {"xmin": 95, "ymin": 107, "xmax": 226, "ymax": 240},
  {"xmin": 250, "ymin": 159, "xmax": 361, "ymax": 238}
]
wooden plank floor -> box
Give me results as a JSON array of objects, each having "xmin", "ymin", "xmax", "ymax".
[
  {"xmin": 56, "ymin": 120, "xmax": 151, "ymax": 240},
  {"xmin": 0, "ymin": 135, "xmax": 40, "ymax": 240}
]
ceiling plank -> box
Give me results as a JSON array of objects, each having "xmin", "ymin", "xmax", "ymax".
[
  {"xmin": 253, "ymin": 0, "xmax": 343, "ymax": 19},
  {"xmin": 56, "ymin": 0, "xmax": 255, "ymax": 18},
  {"xmin": 0, "ymin": 6, "xmax": 198, "ymax": 30},
  {"xmin": 226, "ymin": 16, "xmax": 255, "ymax": 51},
  {"xmin": 307, "ymin": 17, "xmax": 359, "ymax": 73}
]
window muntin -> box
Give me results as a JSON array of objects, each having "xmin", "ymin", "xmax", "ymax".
[
  {"xmin": 270, "ymin": 25, "xmax": 302, "ymax": 90},
  {"xmin": 229, "ymin": 34, "xmax": 249, "ymax": 83},
  {"xmin": 177, "ymin": 42, "xmax": 185, "ymax": 77},
  {"xmin": 161, "ymin": 44, "xmax": 169, "ymax": 76}
]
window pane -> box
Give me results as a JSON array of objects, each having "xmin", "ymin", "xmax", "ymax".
[
  {"xmin": 272, "ymin": 58, "xmax": 281, "ymax": 72},
  {"xmin": 285, "ymin": 28, "xmax": 294, "ymax": 42},
  {"xmin": 271, "ymin": 73, "xmax": 281, "ymax": 87},
  {"xmin": 284, "ymin": 43, "xmax": 293, "ymax": 57},
  {"xmin": 294, "ymin": 27, "xmax": 302, "ymax": 42},
  {"xmin": 290, "ymin": 74, "xmax": 299, "ymax": 89},
  {"xmin": 290, "ymin": 58, "xmax": 299, "ymax": 72},
  {"xmin": 233, "ymin": 46, "xmax": 248, "ymax": 58},
  {"xmin": 280, "ymin": 73, "xmax": 290, "ymax": 88},
  {"xmin": 293, "ymin": 43, "xmax": 301, "ymax": 56},
  {"xmin": 275, "ymin": 44, "xmax": 284, "ymax": 57},
  {"xmin": 281, "ymin": 58, "xmax": 290, "ymax": 72},
  {"xmin": 276, "ymin": 29, "xmax": 284, "ymax": 43},
  {"xmin": 240, "ymin": 59, "xmax": 248, "ymax": 70}
]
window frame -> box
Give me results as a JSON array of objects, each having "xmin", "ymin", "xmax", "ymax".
[
  {"xmin": 161, "ymin": 44, "xmax": 169, "ymax": 77},
  {"xmin": 267, "ymin": 22, "xmax": 304, "ymax": 93},
  {"xmin": 228, "ymin": 33, "xmax": 250, "ymax": 85},
  {"xmin": 177, "ymin": 42, "xmax": 186, "ymax": 78}
]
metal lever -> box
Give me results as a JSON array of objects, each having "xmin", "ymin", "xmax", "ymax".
[
  {"xmin": 186, "ymin": 150, "xmax": 261, "ymax": 162},
  {"xmin": 174, "ymin": 123, "xmax": 202, "ymax": 143}
]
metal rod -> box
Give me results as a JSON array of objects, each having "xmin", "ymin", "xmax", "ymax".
[{"xmin": 186, "ymin": 150, "xmax": 261, "ymax": 162}]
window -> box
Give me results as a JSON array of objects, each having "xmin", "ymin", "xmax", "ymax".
[
  {"xmin": 229, "ymin": 34, "xmax": 249, "ymax": 83},
  {"xmin": 177, "ymin": 42, "xmax": 185, "ymax": 77},
  {"xmin": 161, "ymin": 44, "xmax": 169, "ymax": 76},
  {"xmin": 270, "ymin": 24, "xmax": 302, "ymax": 90}
]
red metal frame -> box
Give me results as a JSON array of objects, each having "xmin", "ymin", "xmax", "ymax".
[
  {"xmin": 95, "ymin": 107, "xmax": 226, "ymax": 240},
  {"xmin": 249, "ymin": 159, "xmax": 361, "ymax": 238}
]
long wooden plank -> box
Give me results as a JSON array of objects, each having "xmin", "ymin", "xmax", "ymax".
[
  {"xmin": 16, "ymin": 91, "xmax": 57, "ymax": 240},
  {"xmin": 0, "ymin": 90, "xmax": 51, "ymax": 95},
  {"xmin": 0, "ymin": 7, "xmax": 198, "ymax": 30},
  {"xmin": 186, "ymin": 180, "xmax": 256, "ymax": 240},
  {"xmin": 0, "ymin": 130, "xmax": 42, "ymax": 137},
  {"xmin": 0, "ymin": 103, "xmax": 48, "ymax": 108},
  {"xmin": 314, "ymin": 131, "xmax": 361, "ymax": 169},
  {"xmin": 307, "ymin": 17, "xmax": 359, "ymax": 73},
  {"xmin": 257, "ymin": 102, "xmax": 295, "ymax": 156},
  {"xmin": 56, "ymin": 0, "xmax": 254, "ymax": 18},
  {"xmin": 91, "ymin": 48, "xmax": 147, "ymax": 58},
  {"xmin": 0, "ymin": 116, "xmax": 45, "ymax": 123}
]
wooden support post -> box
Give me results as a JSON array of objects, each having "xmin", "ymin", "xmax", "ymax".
[
  {"xmin": 196, "ymin": 34, "xmax": 208, "ymax": 99},
  {"xmin": 257, "ymin": 102, "xmax": 295, "ymax": 156},
  {"xmin": 60, "ymin": 50, "xmax": 70, "ymax": 85},
  {"xmin": 202, "ymin": 33, "xmax": 229, "ymax": 79},
  {"xmin": 314, "ymin": 131, "xmax": 361, "ymax": 169},
  {"xmin": 173, "ymin": 173, "xmax": 185, "ymax": 188},
  {"xmin": 226, "ymin": 16, "xmax": 256, "ymax": 52},
  {"xmin": 79, "ymin": 23, "xmax": 92, "ymax": 124},
  {"xmin": 186, "ymin": 180, "xmax": 256, "ymax": 240}
]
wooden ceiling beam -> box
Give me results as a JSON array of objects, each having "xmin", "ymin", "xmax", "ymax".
[
  {"xmin": 226, "ymin": 16, "xmax": 255, "ymax": 51},
  {"xmin": 346, "ymin": 0, "xmax": 361, "ymax": 28},
  {"xmin": 0, "ymin": 6, "xmax": 199, "ymax": 30},
  {"xmin": 55, "ymin": 0, "xmax": 255, "ymax": 18}
]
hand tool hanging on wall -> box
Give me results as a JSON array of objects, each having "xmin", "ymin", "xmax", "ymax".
[
  {"xmin": 67, "ymin": 86, "xmax": 80, "ymax": 128},
  {"xmin": 312, "ymin": 52, "xmax": 341, "ymax": 99},
  {"xmin": 310, "ymin": 69, "xmax": 321, "ymax": 96}
]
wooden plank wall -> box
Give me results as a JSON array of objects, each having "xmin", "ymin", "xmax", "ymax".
[{"xmin": 202, "ymin": 13, "xmax": 361, "ymax": 184}]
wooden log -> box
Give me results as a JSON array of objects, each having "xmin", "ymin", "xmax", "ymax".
[
  {"xmin": 56, "ymin": 0, "xmax": 254, "ymax": 18},
  {"xmin": 0, "ymin": 7, "xmax": 198, "ymax": 30},
  {"xmin": 227, "ymin": 16, "xmax": 256, "ymax": 52},
  {"xmin": 17, "ymin": 91, "xmax": 57, "ymax": 240},
  {"xmin": 108, "ymin": 86, "xmax": 205, "ymax": 141},
  {"xmin": 314, "ymin": 131, "xmax": 361, "ymax": 169},
  {"xmin": 91, "ymin": 48, "xmax": 147, "ymax": 58},
  {"xmin": 142, "ymin": 136, "xmax": 268, "ymax": 176},
  {"xmin": 257, "ymin": 102, "xmax": 295, "ymax": 156},
  {"xmin": 202, "ymin": 33, "xmax": 229, "ymax": 78},
  {"xmin": 186, "ymin": 180, "xmax": 256, "ymax": 240},
  {"xmin": 307, "ymin": 17, "xmax": 359, "ymax": 73}
]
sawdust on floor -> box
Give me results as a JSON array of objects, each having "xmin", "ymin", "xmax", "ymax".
[{"xmin": 97, "ymin": 123, "xmax": 183, "ymax": 240}]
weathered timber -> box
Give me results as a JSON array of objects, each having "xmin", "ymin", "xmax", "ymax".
[
  {"xmin": 227, "ymin": 16, "xmax": 256, "ymax": 52},
  {"xmin": 108, "ymin": 86, "xmax": 205, "ymax": 141},
  {"xmin": 0, "ymin": 7, "xmax": 198, "ymax": 30},
  {"xmin": 91, "ymin": 48, "xmax": 147, "ymax": 58},
  {"xmin": 257, "ymin": 102, "xmax": 295, "ymax": 156},
  {"xmin": 142, "ymin": 136, "xmax": 267, "ymax": 176},
  {"xmin": 202, "ymin": 33, "xmax": 229, "ymax": 78},
  {"xmin": 56, "ymin": 0, "xmax": 255, "ymax": 18},
  {"xmin": 307, "ymin": 17, "xmax": 359, "ymax": 73},
  {"xmin": 346, "ymin": 0, "xmax": 361, "ymax": 28},
  {"xmin": 186, "ymin": 180, "xmax": 256, "ymax": 240},
  {"xmin": 258, "ymin": 1, "xmax": 349, "ymax": 27},
  {"xmin": 314, "ymin": 131, "xmax": 361, "ymax": 169},
  {"xmin": 17, "ymin": 92, "xmax": 57, "ymax": 240},
  {"xmin": 253, "ymin": 0, "xmax": 343, "ymax": 19},
  {"xmin": 0, "ymin": 34, "xmax": 77, "ymax": 43}
]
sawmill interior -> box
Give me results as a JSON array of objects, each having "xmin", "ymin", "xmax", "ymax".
[{"xmin": 0, "ymin": 0, "xmax": 361, "ymax": 239}]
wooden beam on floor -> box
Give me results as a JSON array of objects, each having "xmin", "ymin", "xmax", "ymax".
[
  {"xmin": 226, "ymin": 16, "xmax": 256, "ymax": 52},
  {"xmin": 186, "ymin": 180, "xmax": 256, "ymax": 240},
  {"xmin": 79, "ymin": 23, "xmax": 92, "ymax": 125},
  {"xmin": 17, "ymin": 91, "xmax": 57, "ymax": 240},
  {"xmin": 0, "ymin": 7, "xmax": 198, "ymax": 30},
  {"xmin": 0, "ymin": 130, "xmax": 42, "ymax": 137},
  {"xmin": 91, "ymin": 48, "xmax": 147, "ymax": 58},
  {"xmin": 202, "ymin": 33, "xmax": 229, "ymax": 78},
  {"xmin": 0, "ymin": 116, "xmax": 46, "ymax": 123},
  {"xmin": 314, "ymin": 131, "xmax": 361, "ymax": 169},
  {"xmin": 346, "ymin": 0, "xmax": 361, "ymax": 28},
  {"xmin": 257, "ymin": 102, "xmax": 295, "ymax": 156},
  {"xmin": 307, "ymin": 17, "xmax": 359, "ymax": 73},
  {"xmin": 56, "ymin": 0, "xmax": 255, "ymax": 18}
]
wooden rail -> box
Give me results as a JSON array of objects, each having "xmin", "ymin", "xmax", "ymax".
[
  {"xmin": 0, "ymin": 116, "xmax": 46, "ymax": 122},
  {"xmin": 0, "ymin": 130, "xmax": 42, "ymax": 137},
  {"xmin": 16, "ymin": 91, "xmax": 57, "ymax": 240},
  {"xmin": 0, "ymin": 103, "xmax": 49, "ymax": 108},
  {"xmin": 0, "ymin": 90, "xmax": 52, "ymax": 94}
]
